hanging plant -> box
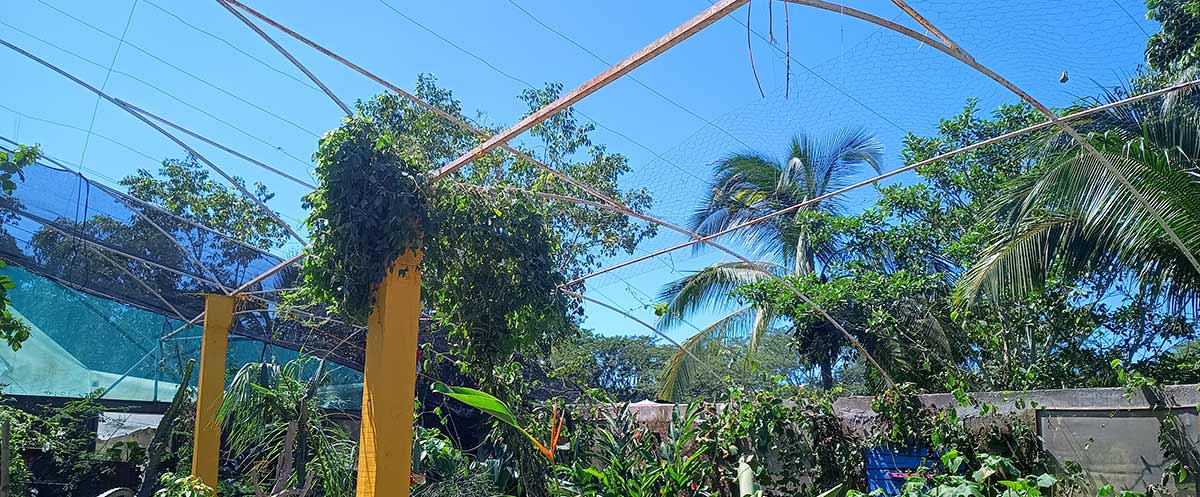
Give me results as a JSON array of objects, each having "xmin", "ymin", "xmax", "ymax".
[
  {"xmin": 295, "ymin": 96, "xmax": 571, "ymax": 372},
  {"xmin": 297, "ymin": 115, "xmax": 431, "ymax": 323},
  {"xmin": 423, "ymin": 185, "xmax": 571, "ymax": 373}
]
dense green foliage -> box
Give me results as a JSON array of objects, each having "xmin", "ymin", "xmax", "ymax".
[
  {"xmin": 1147, "ymin": 0, "xmax": 1200, "ymax": 72},
  {"xmin": 122, "ymin": 157, "xmax": 289, "ymax": 252},
  {"xmin": 154, "ymin": 475, "xmax": 215, "ymax": 497},
  {"xmin": 218, "ymin": 359, "xmax": 355, "ymax": 496},
  {"xmin": 299, "ymin": 113, "xmax": 431, "ymax": 322},
  {"xmin": 362, "ymin": 76, "xmax": 656, "ymax": 283},
  {"xmin": 550, "ymin": 329, "xmax": 806, "ymax": 401},
  {"xmin": 423, "ymin": 186, "xmax": 570, "ymax": 373},
  {"xmin": 0, "ymin": 393, "xmax": 139, "ymax": 496},
  {"xmin": 0, "ymin": 144, "xmax": 36, "ymax": 350},
  {"xmin": 655, "ymin": 129, "xmax": 884, "ymax": 398}
]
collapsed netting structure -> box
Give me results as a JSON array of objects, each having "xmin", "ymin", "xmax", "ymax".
[{"xmin": 0, "ymin": 0, "xmax": 1194, "ymax": 405}]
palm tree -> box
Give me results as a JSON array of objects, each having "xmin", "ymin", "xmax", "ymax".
[
  {"xmin": 219, "ymin": 358, "xmax": 357, "ymax": 497},
  {"xmin": 656, "ymin": 129, "xmax": 883, "ymax": 399},
  {"xmin": 957, "ymin": 88, "xmax": 1200, "ymax": 318}
]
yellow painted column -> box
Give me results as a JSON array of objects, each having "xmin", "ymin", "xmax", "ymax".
[
  {"xmin": 191, "ymin": 294, "xmax": 235, "ymax": 488},
  {"xmin": 356, "ymin": 250, "xmax": 422, "ymax": 497}
]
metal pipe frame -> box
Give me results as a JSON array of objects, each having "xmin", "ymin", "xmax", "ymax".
[{"xmin": 219, "ymin": 0, "xmax": 1200, "ymax": 384}]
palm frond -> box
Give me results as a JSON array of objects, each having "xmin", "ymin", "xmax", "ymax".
[
  {"xmin": 961, "ymin": 108, "xmax": 1200, "ymax": 307},
  {"xmin": 956, "ymin": 214, "xmax": 1077, "ymax": 305},
  {"xmin": 656, "ymin": 260, "xmax": 783, "ymax": 330},
  {"xmin": 657, "ymin": 306, "xmax": 758, "ymax": 402}
]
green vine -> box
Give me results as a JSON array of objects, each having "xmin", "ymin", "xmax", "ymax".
[
  {"xmin": 423, "ymin": 185, "xmax": 570, "ymax": 374},
  {"xmin": 298, "ymin": 114, "xmax": 431, "ymax": 323},
  {"xmin": 296, "ymin": 100, "xmax": 571, "ymax": 373}
]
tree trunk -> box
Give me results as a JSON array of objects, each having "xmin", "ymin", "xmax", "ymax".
[
  {"xmin": 137, "ymin": 360, "xmax": 195, "ymax": 497},
  {"xmin": 819, "ymin": 358, "xmax": 834, "ymax": 390},
  {"xmin": 795, "ymin": 228, "xmax": 813, "ymax": 276}
]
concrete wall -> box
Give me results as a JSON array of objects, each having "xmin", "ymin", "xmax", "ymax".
[
  {"xmin": 836, "ymin": 385, "xmax": 1200, "ymax": 494},
  {"xmin": 624, "ymin": 385, "xmax": 1200, "ymax": 494}
]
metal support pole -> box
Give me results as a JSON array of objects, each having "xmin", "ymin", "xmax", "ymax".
[
  {"xmin": 190, "ymin": 294, "xmax": 235, "ymax": 488},
  {"xmin": 355, "ymin": 250, "xmax": 422, "ymax": 497}
]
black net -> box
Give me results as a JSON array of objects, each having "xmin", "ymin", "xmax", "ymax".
[{"xmin": 0, "ymin": 146, "xmax": 366, "ymax": 372}]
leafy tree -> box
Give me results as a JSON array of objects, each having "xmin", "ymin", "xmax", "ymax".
[
  {"xmin": 29, "ymin": 156, "xmax": 291, "ymax": 315},
  {"xmin": 957, "ymin": 90, "xmax": 1200, "ymax": 333},
  {"xmin": 734, "ymin": 100, "xmax": 1145, "ymax": 391},
  {"xmin": 550, "ymin": 330, "xmax": 672, "ymax": 402},
  {"xmin": 0, "ymin": 144, "xmax": 35, "ymax": 350},
  {"xmin": 551, "ymin": 329, "xmax": 807, "ymax": 402},
  {"xmin": 121, "ymin": 157, "xmax": 289, "ymax": 252},
  {"xmin": 655, "ymin": 129, "xmax": 883, "ymax": 397},
  {"xmin": 357, "ymin": 76, "xmax": 656, "ymax": 284},
  {"xmin": 1147, "ymin": 0, "xmax": 1200, "ymax": 72}
]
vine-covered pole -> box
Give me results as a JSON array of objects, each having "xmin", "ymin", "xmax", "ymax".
[
  {"xmin": 191, "ymin": 294, "xmax": 236, "ymax": 488},
  {"xmin": 355, "ymin": 250, "xmax": 423, "ymax": 497}
]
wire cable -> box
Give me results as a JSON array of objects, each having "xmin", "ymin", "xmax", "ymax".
[
  {"xmin": 0, "ymin": 37, "xmax": 308, "ymax": 245},
  {"xmin": 374, "ymin": 0, "xmax": 721, "ymax": 187},
  {"xmin": 0, "ymin": 20, "xmax": 317, "ymax": 173},
  {"xmin": 78, "ymin": 0, "xmax": 138, "ymax": 167},
  {"xmin": 139, "ymin": 0, "xmax": 323, "ymax": 93},
  {"xmin": 35, "ymin": 0, "xmax": 320, "ymax": 139},
  {"xmin": 700, "ymin": 0, "xmax": 908, "ymax": 133},
  {"xmin": 504, "ymin": 0, "xmax": 755, "ymax": 151}
]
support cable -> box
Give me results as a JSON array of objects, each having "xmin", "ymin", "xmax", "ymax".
[
  {"xmin": 0, "ymin": 21, "xmax": 318, "ymax": 179},
  {"xmin": 503, "ymin": 0, "xmax": 755, "ymax": 151},
  {"xmin": 560, "ymin": 288, "xmax": 729, "ymax": 387},
  {"xmin": 0, "ymin": 37, "xmax": 306, "ymax": 245},
  {"xmin": 215, "ymin": 0, "xmax": 353, "ymax": 116},
  {"xmin": 223, "ymin": 1, "xmax": 1200, "ymax": 384},
  {"xmin": 34, "ymin": 0, "xmax": 320, "ymax": 138},
  {"xmin": 784, "ymin": 0, "xmax": 1200, "ymax": 295},
  {"xmin": 565, "ymin": 77, "xmax": 1200, "ymax": 286}
]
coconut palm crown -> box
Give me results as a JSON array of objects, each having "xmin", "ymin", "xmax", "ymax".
[{"xmin": 656, "ymin": 128, "xmax": 883, "ymax": 400}]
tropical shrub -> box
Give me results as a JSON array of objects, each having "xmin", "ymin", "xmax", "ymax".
[
  {"xmin": 154, "ymin": 474, "xmax": 215, "ymax": 497},
  {"xmin": 218, "ymin": 359, "xmax": 355, "ymax": 496}
]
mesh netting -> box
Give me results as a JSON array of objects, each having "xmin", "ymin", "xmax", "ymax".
[
  {"xmin": 0, "ymin": 0, "xmax": 1193, "ymax": 399},
  {"xmin": 0, "ymin": 148, "xmax": 368, "ymax": 373},
  {"xmin": 579, "ymin": 0, "xmax": 1158, "ymax": 290}
]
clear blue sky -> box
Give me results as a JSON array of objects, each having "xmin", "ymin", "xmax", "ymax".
[{"xmin": 0, "ymin": 0, "xmax": 1158, "ymax": 341}]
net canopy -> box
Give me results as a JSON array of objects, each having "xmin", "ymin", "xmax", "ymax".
[
  {"xmin": 0, "ymin": 146, "xmax": 364, "ymax": 405},
  {"xmin": 1, "ymin": 0, "xmax": 1196, "ymax": 400}
]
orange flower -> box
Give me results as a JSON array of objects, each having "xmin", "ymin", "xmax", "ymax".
[{"xmin": 535, "ymin": 403, "xmax": 566, "ymax": 462}]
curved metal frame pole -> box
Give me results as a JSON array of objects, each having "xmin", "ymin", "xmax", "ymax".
[
  {"xmin": 565, "ymin": 78, "xmax": 1200, "ymax": 286},
  {"xmin": 215, "ymin": 0, "xmax": 353, "ymax": 117},
  {"xmin": 783, "ymin": 0, "xmax": 1200, "ymax": 277}
]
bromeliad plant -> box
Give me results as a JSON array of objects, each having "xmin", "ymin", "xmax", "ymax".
[{"xmin": 555, "ymin": 402, "xmax": 709, "ymax": 497}]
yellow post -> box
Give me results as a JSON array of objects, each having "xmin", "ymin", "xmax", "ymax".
[
  {"xmin": 356, "ymin": 250, "xmax": 422, "ymax": 497},
  {"xmin": 191, "ymin": 294, "xmax": 235, "ymax": 488}
]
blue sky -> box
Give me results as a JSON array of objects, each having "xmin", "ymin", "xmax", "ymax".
[{"xmin": 0, "ymin": 0, "xmax": 1159, "ymax": 341}]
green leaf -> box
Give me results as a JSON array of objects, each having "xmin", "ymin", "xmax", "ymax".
[
  {"xmin": 432, "ymin": 383, "xmax": 520, "ymax": 428},
  {"xmin": 1035, "ymin": 474, "xmax": 1057, "ymax": 488}
]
